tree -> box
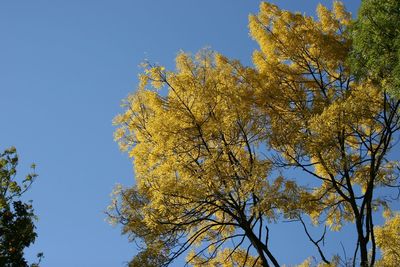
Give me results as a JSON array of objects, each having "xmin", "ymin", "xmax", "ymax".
[
  {"xmin": 249, "ymin": 1, "xmax": 399, "ymax": 266},
  {"xmin": 110, "ymin": 2, "xmax": 400, "ymax": 266},
  {"xmin": 110, "ymin": 51, "xmax": 294, "ymax": 267},
  {"xmin": 0, "ymin": 147, "xmax": 42, "ymax": 267},
  {"xmin": 349, "ymin": 0, "xmax": 400, "ymax": 98}
]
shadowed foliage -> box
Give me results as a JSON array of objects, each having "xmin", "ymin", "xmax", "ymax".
[{"xmin": 0, "ymin": 147, "xmax": 42, "ymax": 267}]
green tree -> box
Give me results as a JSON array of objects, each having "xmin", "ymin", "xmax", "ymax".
[
  {"xmin": 0, "ymin": 147, "xmax": 42, "ymax": 267},
  {"xmin": 350, "ymin": 0, "xmax": 400, "ymax": 98}
]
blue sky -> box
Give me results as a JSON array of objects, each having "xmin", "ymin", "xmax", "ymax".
[{"xmin": 0, "ymin": 1, "xmax": 362, "ymax": 266}]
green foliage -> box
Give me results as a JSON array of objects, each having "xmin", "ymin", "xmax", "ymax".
[
  {"xmin": 0, "ymin": 147, "xmax": 41, "ymax": 267},
  {"xmin": 350, "ymin": 0, "xmax": 400, "ymax": 98}
]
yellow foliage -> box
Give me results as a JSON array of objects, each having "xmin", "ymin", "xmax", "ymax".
[
  {"xmin": 247, "ymin": 1, "xmax": 397, "ymax": 235},
  {"xmin": 113, "ymin": 50, "xmax": 293, "ymax": 265},
  {"xmin": 375, "ymin": 214, "xmax": 400, "ymax": 266}
]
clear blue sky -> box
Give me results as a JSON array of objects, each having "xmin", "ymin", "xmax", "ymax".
[{"xmin": 0, "ymin": 1, "xmax": 362, "ymax": 266}]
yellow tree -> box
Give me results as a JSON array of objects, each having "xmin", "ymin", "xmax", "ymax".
[
  {"xmin": 249, "ymin": 2, "xmax": 400, "ymax": 266},
  {"xmin": 111, "ymin": 51, "xmax": 301, "ymax": 266},
  {"xmin": 111, "ymin": 2, "xmax": 400, "ymax": 266}
]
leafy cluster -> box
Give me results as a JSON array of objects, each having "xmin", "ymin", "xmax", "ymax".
[
  {"xmin": 375, "ymin": 213, "xmax": 400, "ymax": 266},
  {"xmin": 350, "ymin": 0, "xmax": 400, "ymax": 98}
]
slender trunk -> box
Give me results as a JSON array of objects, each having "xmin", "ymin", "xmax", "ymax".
[
  {"xmin": 359, "ymin": 238, "xmax": 369, "ymax": 267},
  {"xmin": 244, "ymin": 227, "xmax": 280, "ymax": 267},
  {"xmin": 355, "ymin": 217, "xmax": 369, "ymax": 267},
  {"xmin": 252, "ymin": 239, "xmax": 270, "ymax": 267}
]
